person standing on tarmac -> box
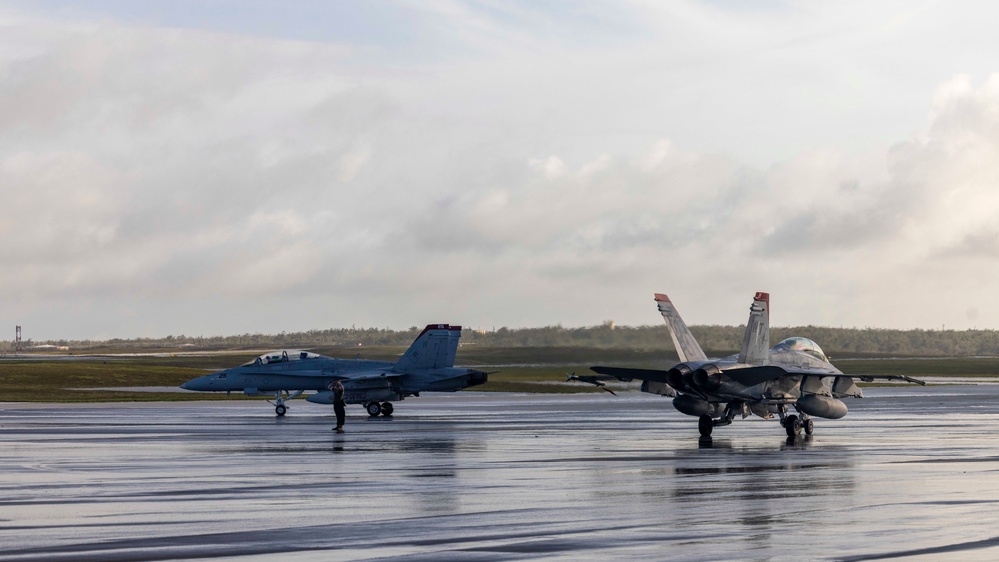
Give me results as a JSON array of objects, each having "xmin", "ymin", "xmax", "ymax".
[{"xmin": 329, "ymin": 380, "xmax": 346, "ymax": 432}]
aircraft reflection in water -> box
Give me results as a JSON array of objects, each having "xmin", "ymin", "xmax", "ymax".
[
  {"xmin": 181, "ymin": 324, "xmax": 489, "ymax": 417},
  {"xmin": 570, "ymin": 292, "xmax": 925, "ymax": 438}
]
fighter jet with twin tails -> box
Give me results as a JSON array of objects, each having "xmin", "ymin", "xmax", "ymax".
[
  {"xmin": 181, "ymin": 324, "xmax": 489, "ymax": 417},
  {"xmin": 570, "ymin": 293, "xmax": 925, "ymax": 438}
]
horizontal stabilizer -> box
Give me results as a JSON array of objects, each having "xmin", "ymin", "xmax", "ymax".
[
  {"xmin": 590, "ymin": 365, "xmax": 673, "ymax": 383},
  {"xmin": 856, "ymin": 374, "xmax": 926, "ymax": 386},
  {"xmin": 720, "ymin": 365, "xmax": 788, "ymax": 387},
  {"xmin": 565, "ymin": 373, "xmax": 619, "ymax": 395}
]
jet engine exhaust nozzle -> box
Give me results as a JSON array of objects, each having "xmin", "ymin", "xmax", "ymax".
[
  {"xmin": 468, "ymin": 370, "xmax": 489, "ymax": 387},
  {"xmin": 666, "ymin": 367, "xmax": 688, "ymax": 392},
  {"xmin": 691, "ymin": 365, "xmax": 722, "ymax": 393}
]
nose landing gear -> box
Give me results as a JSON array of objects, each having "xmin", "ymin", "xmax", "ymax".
[{"xmin": 268, "ymin": 390, "xmax": 303, "ymax": 416}]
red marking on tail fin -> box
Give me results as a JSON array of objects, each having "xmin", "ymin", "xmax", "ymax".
[
  {"xmin": 753, "ymin": 292, "xmax": 770, "ymax": 319},
  {"xmin": 654, "ymin": 293, "xmax": 671, "ymax": 302},
  {"xmin": 418, "ymin": 324, "xmax": 450, "ymax": 337}
]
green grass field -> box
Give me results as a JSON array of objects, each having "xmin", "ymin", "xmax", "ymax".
[{"xmin": 3, "ymin": 347, "xmax": 998, "ymax": 403}]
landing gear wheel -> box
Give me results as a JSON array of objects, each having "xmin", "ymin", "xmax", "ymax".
[
  {"xmin": 803, "ymin": 418, "xmax": 814, "ymax": 435},
  {"xmin": 698, "ymin": 414, "xmax": 713, "ymax": 437},
  {"xmin": 275, "ymin": 404, "xmax": 287, "ymax": 417},
  {"xmin": 381, "ymin": 402, "xmax": 394, "ymax": 416},
  {"xmin": 785, "ymin": 414, "xmax": 801, "ymax": 438},
  {"xmin": 366, "ymin": 402, "xmax": 382, "ymax": 417}
]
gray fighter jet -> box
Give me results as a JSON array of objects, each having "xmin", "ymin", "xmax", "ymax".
[
  {"xmin": 570, "ymin": 292, "xmax": 925, "ymax": 438},
  {"xmin": 181, "ymin": 324, "xmax": 488, "ymax": 417}
]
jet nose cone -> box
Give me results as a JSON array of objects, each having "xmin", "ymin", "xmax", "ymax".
[{"xmin": 181, "ymin": 374, "xmax": 212, "ymax": 391}]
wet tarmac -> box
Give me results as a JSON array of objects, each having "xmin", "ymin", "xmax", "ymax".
[{"xmin": 2, "ymin": 386, "xmax": 999, "ymax": 561}]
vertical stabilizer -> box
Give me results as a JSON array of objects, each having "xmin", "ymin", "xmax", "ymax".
[
  {"xmin": 395, "ymin": 324, "xmax": 453, "ymax": 371},
  {"xmin": 654, "ymin": 293, "xmax": 708, "ymax": 362},
  {"xmin": 444, "ymin": 325, "xmax": 462, "ymax": 367},
  {"xmin": 738, "ymin": 292, "xmax": 770, "ymax": 365}
]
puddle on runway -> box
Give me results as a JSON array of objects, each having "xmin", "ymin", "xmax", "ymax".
[{"xmin": 2, "ymin": 387, "xmax": 999, "ymax": 560}]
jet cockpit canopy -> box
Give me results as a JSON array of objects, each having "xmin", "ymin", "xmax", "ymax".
[
  {"xmin": 244, "ymin": 350, "xmax": 321, "ymax": 366},
  {"xmin": 773, "ymin": 337, "xmax": 828, "ymax": 362}
]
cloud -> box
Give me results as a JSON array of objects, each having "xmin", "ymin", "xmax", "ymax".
[
  {"xmin": 377, "ymin": 72, "xmax": 999, "ymax": 331},
  {"xmin": 0, "ymin": 17, "xmax": 376, "ymax": 303},
  {"xmin": 6, "ymin": 4, "xmax": 999, "ymax": 338}
]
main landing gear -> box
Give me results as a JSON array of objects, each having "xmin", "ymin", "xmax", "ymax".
[
  {"xmin": 698, "ymin": 415, "xmax": 713, "ymax": 437},
  {"xmin": 698, "ymin": 403, "xmax": 815, "ymax": 439},
  {"xmin": 697, "ymin": 402, "xmax": 741, "ymax": 437},
  {"xmin": 365, "ymin": 402, "xmax": 394, "ymax": 417},
  {"xmin": 781, "ymin": 412, "xmax": 814, "ymax": 438}
]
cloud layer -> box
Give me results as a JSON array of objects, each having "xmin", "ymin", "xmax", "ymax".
[{"xmin": 4, "ymin": 3, "xmax": 999, "ymax": 339}]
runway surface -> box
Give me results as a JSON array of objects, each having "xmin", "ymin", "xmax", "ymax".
[{"xmin": 3, "ymin": 386, "xmax": 999, "ymax": 561}]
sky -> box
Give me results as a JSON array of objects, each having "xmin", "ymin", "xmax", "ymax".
[{"xmin": 4, "ymin": 0, "xmax": 999, "ymax": 340}]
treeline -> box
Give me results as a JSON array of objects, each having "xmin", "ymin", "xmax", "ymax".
[
  {"xmin": 468, "ymin": 324, "xmax": 999, "ymax": 357},
  {"xmin": 7, "ymin": 324, "xmax": 999, "ymax": 357}
]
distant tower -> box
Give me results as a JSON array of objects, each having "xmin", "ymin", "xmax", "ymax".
[{"xmin": 15, "ymin": 325, "xmax": 22, "ymax": 353}]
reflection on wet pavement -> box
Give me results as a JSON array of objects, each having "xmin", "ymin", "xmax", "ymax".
[{"xmin": 2, "ymin": 385, "xmax": 999, "ymax": 560}]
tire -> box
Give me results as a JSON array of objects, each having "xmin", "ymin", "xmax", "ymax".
[
  {"xmin": 803, "ymin": 418, "xmax": 814, "ymax": 435},
  {"xmin": 785, "ymin": 414, "xmax": 801, "ymax": 438},
  {"xmin": 381, "ymin": 402, "xmax": 394, "ymax": 416},
  {"xmin": 366, "ymin": 402, "xmax": 382, "ymax": 417},
  {"xmin": 698, "ymin": 414, "xmax": 713, "ymax": 437},
  {"xmin": 275, "ymin": 404, "xmax": 287, "ymax": 417}
]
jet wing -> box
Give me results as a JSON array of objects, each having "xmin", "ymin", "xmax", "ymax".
[
  {"xmin": 715, "ymin": 367, "xmax": 925, "ymax": 404},
  {"xmin": 852, "ymin": 374, "xmax": 926, "ymax": 385},
  {"xmin": 720, "ymin": 366, "xmax": 925, "ymax": 387},
  {"xmin": 226, "ymin": 368, "xmax": 398, "ymax": 385},
  {"xmin": 589, "ymin": 366, "xmax": 672, "ymax": 383},
  {"xmin": 236, "ymin": 368, "xmax": 401, "ymax": 382},
  {"xmin": 720, "ymin": 366, "xmax": 790, "ymax": 386},
  {"xmin": 331, "ymin": 370, "xmax": 401, "ymax": 382},
  {"xmin": 240, "ymin": 368, "xmax": 330, "ymax": 377},
  {"xmin": 588, "ymin": 365, "xmax": 854, "ymax": 387},
  {"xmin": 574, "ymin": 366, "xmax": 676, "ymax": 397}
]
